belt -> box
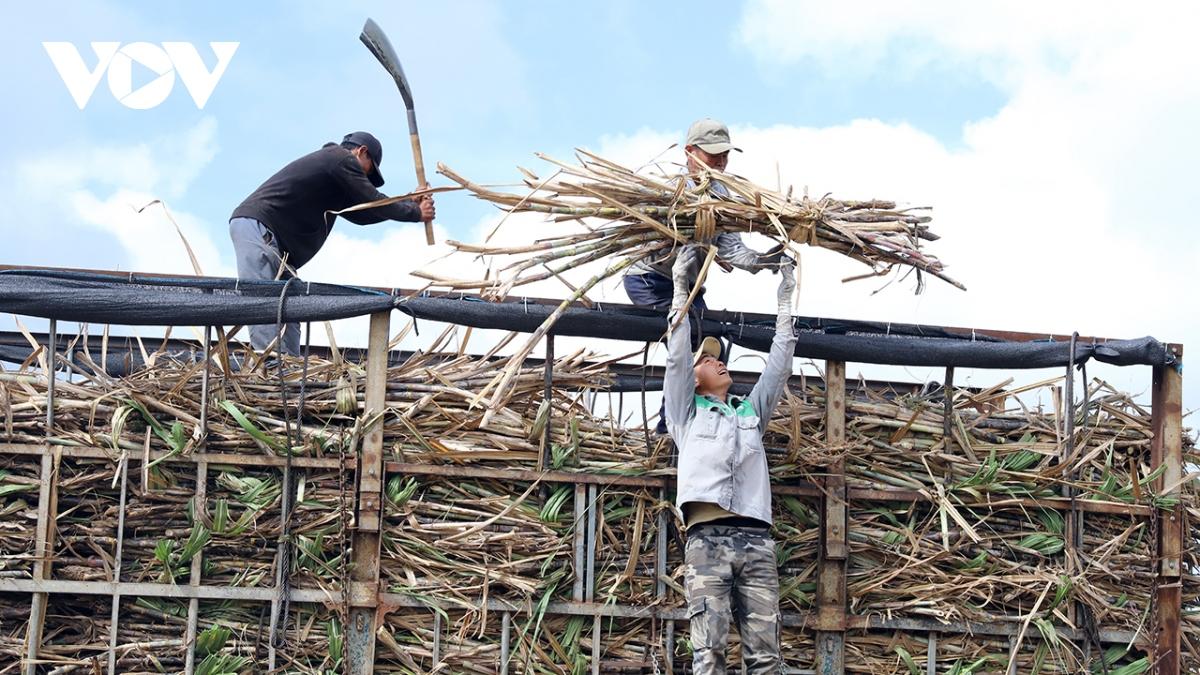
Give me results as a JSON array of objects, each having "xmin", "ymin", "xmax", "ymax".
[{"xmin": 688, "ymin": 516, "xmax": 770, "ymax": 534}]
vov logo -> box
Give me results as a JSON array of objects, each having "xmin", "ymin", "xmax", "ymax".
[{"xmin": 43, "ymin": 42, "xmax": 239, "ymax": 110}]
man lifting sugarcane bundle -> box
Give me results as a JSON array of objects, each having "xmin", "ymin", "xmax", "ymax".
[{"xmin": 664, "ymin": 243, "xmax": 796, "ymax": 674}]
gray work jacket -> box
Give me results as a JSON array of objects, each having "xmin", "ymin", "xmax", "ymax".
[{"xmin": 664, "ymin": 311, "xmax": 796, "ymax": 525}]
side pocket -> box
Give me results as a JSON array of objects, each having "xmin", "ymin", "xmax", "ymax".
[{"xmin": 687, "ymin": 596, "xmax": 708, "ymax": 652}]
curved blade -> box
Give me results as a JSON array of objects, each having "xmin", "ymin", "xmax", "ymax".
[{"xmin": 360, "ymin": 18, "xmax": 414, "ymax": 112}]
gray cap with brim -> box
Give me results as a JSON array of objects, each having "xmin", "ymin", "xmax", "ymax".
[{"xmin": 685, "ymin": 118, "xmax": 742, "ymax": 154}]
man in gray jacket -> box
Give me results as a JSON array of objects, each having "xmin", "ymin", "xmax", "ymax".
[
  {"xmin": 623, "ymin": 118, "xmax": 782, "ymax": 312},
  {"xmin": 664, "ymin": 244, "xmax": 796, "ymax": 674}
]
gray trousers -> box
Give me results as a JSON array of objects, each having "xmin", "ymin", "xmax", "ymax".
[
  {"xmin": 229, "ymin": 217, "xmax": 301, "ymax": 355},
  {"xmin": 684, "ymin": 524, "xmax": 782, "ymax": 674}
]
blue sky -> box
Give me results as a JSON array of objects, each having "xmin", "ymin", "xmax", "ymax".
[
  {"xmin": 2, "ymin": 0, "xmax": 1004, "ymax": 253},
  {"xmin": 1, "ymin": 1, "xmax": 1197, "ymax": 412}
]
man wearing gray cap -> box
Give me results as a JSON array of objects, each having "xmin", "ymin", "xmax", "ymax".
[
  {"xmin": 625, "ymin": 118, "xmax": 788, "ymax": 433},
  {"xmin": 229, "ymin": 131, "xmax": 435, "ymax": 354},
  {"xmin": 623, "ymin": 118, "xmax": 785, "ymax": 311}
]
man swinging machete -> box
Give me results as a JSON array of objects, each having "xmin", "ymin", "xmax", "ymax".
[{"xmin": 228, "ymin": 18, "xmax": 434, "ymax": 355}]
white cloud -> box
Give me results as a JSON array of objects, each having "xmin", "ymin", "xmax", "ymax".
[
  {"xmin": 726, "ymin": 0, "xmax": 1198, "ymax": 409},
  {"xmin": 736, "ymin": 1, "xmax": 1156, "ymax": 89},
  {"xmin": 11, "ymin": 117, "xmax": 229, "ymax": 276}
]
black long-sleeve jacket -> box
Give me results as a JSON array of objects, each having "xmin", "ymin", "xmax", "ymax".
[{"xmin": 231, "ymin": 143, "xmax": 421, "ymax": 268}]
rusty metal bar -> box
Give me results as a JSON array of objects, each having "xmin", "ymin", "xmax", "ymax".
[
  {"xmin": 1151, "ymin": 358, "xmax": 1184, "ymax": 675},
  {"xmin": 347, "ymin": 310, "xmax": 390, "ymax": 674},
  {"xmin": 0, "ymin": 576, "xmax": 1143, "ymax": 644},
  {"xmin": 815, "ymin": 360, "xmax": 847, "ymax": 675},
  {"xmin": 0, "ymin": 442, "xmax": 348, "ymax": 469},
  {"xmin": 184, "ymin": 461, "xmax": 208, "ymax": 674},
  {"xmin": 26, "ymin": 322, "xmax": 58, "ymax": 675},
  {"xmin": 0, "ymin": 441, "xmax": 1157, "ymax": 516},
  {"xmin": 24, "ymin": 448, "xmax": 55, "ymax": 675}
]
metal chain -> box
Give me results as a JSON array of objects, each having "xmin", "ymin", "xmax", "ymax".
[
  {"xmin": 1148, "ymin": 498, "xmax": 1161, "ymax": 666},
  {"xmin": 338, "ymin": 416, "xmax": 351, "ymax": 675}
]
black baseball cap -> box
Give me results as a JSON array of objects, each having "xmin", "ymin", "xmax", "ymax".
[{"xmin": 343, "ymin": 131, "xmax": 385, "ymax": 187}]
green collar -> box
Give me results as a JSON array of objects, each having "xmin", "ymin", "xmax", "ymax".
[{"xmin": 694, "ymin": 394, "xmax": 757, "ymax": 417}]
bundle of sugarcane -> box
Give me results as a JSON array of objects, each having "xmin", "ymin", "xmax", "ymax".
[
  {"xmin": 0, "ymin": 341, "xmax": 1194, "ymax": 672},
  {"xmin": 378, "ymin": 611, "xmax": 664, "ymax": 674},
  {"xmin": 35, "ymin": 594, "xmax": 188, "ymax": 673},
  {"xmin": 591, "ymin": 488, "xmax": 670, "ymax": 605},
  {"xmin": 127, "ymin": 597, "xmax": 341, "ymax": 674},
  {"xmin": 846, "ymin": 503, "xmax": 1154, "ymax": 630},
  {"xmin": 381, "ymin": 476, "xmax": 575, "ymax": 607},
  {"xmin": 427, "ymin": 151, "xmax": 959, "ymax": 419},
  {"xmin": 0, "ymin": 456, "xmax": 40, "ymax": 579}
]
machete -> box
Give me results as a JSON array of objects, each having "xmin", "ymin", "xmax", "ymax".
[{"xmin": 360, "ymin": 18, "xmax": 435, "ymax": 245}]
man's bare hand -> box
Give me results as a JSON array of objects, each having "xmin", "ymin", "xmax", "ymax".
[{"xmin": 417, "ymin": 194, "xmax": 436, "ymax": 221}]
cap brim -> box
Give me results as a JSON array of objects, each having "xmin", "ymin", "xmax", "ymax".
[
  {"xmin": 693, "ymin": 336, "xmax": 723, "ymax": 366},
  {"xmin": 367, "ymin": 166, "xmax": 385, "ymax": 188},
  {"xmin": 695, "ymin": 142, "xmax": 741, "ymax": 154}
]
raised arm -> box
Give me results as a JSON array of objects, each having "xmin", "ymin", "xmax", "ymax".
[
  {"xmin": 748, "ymin": 259, "xmax": 798, "ymax": 432},
  {"xmin": 663, "ymin": 245, "xmax": 702, "ymax": 436},
  {"xmin": 331, "ymin": 155, "xmax": 423, "ymax": 225},
  {"xmin": 714, "ymin": 233, "xmax": 794, "ymax": 274},
  {"xmin": 714, "ymin": 233, "xmax": 765, "ymax": 273}
]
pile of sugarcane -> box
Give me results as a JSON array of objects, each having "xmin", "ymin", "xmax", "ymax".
[
  {"xmin": 0, "ymin": 339, "xmax": 1193, "ymax": 673},
  {"xmin": 427, "ymin": 152, "xmax": 959, "ymax": 421},
  {"xmin": 10, "ymin": 596, "xmax": 342, "ymax": 673}
]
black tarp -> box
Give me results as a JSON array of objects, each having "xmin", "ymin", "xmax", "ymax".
[{"xmin": 0, "ymin": 270, "xmax": 1177, "ymax": 370}]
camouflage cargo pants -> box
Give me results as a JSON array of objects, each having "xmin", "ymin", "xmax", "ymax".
[{"xmin": 684, "ymin": 524, "xmax": 781, "ymax": 674}]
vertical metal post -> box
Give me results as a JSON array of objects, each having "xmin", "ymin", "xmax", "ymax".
[
  {"xmin": 184, "ymin": 462, "xmax": 208, "ymax": 674},
  {"xmin": 107, "ymin": 449, "xmax": 130, "ymax": 675},
  {"xmin": 926, "ymin": 632, "xmax": 937, "ymax": 675},
  {"xmin": 573, "ymin": 484, "xmax": 587, "ymax": 601},
  {"xmin": 500, "ymin": 611, "xmax": 511, "ymax": 675},
  {"xmin": 26, "ymin": 320, "xmax": 57, "ymax": 675},
  {"xmin": 942, "ymin": 367, "xmax": 954, "ymax": 446},
  {"xmin": 268, "ymin": 457, "xmax": 293, "ymax": 669},
  {"xmin": 587, "ymin": 483, "xmax": 599, "ymax": 675},
  {"xmin": 1061, "ymin": 339, "xmax": 1086, "ymax": 663},
  {"xmin": 815, "ymin": 360, "xmax": 847, "ymax": 675},
  {"xmin": 347, "ymin": 311, "xmax": 390, "ymax": 674},
  {"xmin": 45, "ymin": 320, "xmax": 56, "ymax": 435},
  {"xmin": 1151, "ymin": 358, "xmax": 1183, "ymax": 675},
  {"xmin": 656, "ymin": 504, "xmax": 671, "ymax": 673},
  {"xmin": 184, "ymin": 328, "xmax": 212, "ymax": 675},
  {"xmin": 432, "ymin": 611, "xmax": 442, "ymax": 666},
  {"xmin": 198, "ymin": 326, "xmax": 212, "ymax": 436},
  {"xmin": 541, "ymin": 334, "xmax": 555, "ymax": 471}
]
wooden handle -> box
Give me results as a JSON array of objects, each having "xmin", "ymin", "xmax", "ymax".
[{"xmin": 409, "ymin": 132, "xmax": 434, "ymax": 245}]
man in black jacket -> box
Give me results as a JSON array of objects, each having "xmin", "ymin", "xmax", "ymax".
[{"xmin": 229, "ymin": 131, "xmax": 434, "ymax": 354}]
